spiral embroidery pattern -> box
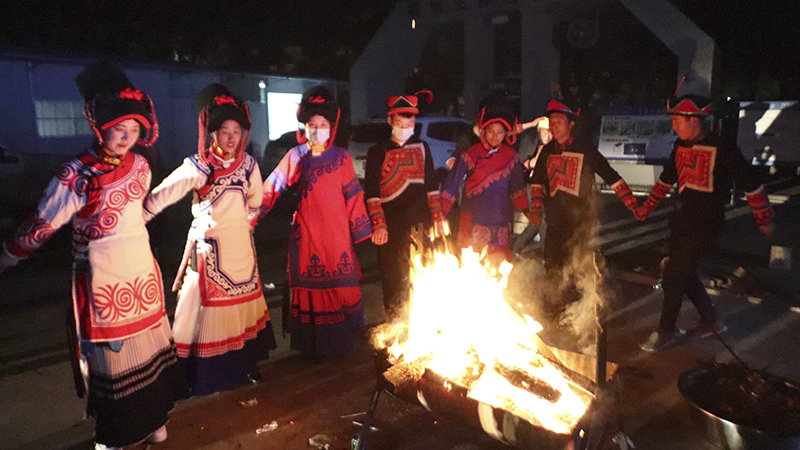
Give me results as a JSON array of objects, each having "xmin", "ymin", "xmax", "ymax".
[
  {"xmin": 93, "ymin": 273, "xmax": 161, "ymax": 322},
  {"xmin": 77, "ymin": 159, "xmax": 150, "ymax": 239}
]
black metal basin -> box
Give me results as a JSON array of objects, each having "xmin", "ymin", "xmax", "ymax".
[{"xmin": 678, "ymin": 364, "xmax": 800, "ymax": 450}]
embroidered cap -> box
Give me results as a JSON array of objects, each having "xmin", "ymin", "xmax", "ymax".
[
  {"xmin": 667, "ymin": 94, "xmax": 712, "ymax": 116},
  {"xmin": 196, "ymin": 83, "xmax": 251, "ymax": 133},
  {"xmin": 75, "ymin": 60, "xmax": 158, "ymax": 146},
  {"xmin": 476, "ymin": 97, "xmax": 518, "ymax": 145},
  {"xmin": 545, "ymin": 99, "xmax": 580, "ymax": 119},
  {"xmin": 387, "ymin": 90, "xmax": 433, "ymax": 116}
]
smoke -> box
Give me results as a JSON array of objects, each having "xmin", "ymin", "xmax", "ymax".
[
  {"xmin": 555, "ymin": 195, "xmax": 609, "ymax": 355},
  {"xmin": 507, "ymin": 193, "xmax": 612, "ymax": 355}
]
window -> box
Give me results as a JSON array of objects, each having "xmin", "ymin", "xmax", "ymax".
[
  {"xmin": 35, "ymin": 101, "xmax": 93, "ymax": 138},
  {"xmin": 426, "ymin": 121, "xmax": 473, "ymax": 142},
  {"xmin": 267, "ymin": 92, "xmax": 303, "ymax": 140}
]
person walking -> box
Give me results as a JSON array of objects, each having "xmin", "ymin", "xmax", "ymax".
[{"xmin": 636, "ymin": 93, "xmax": 774, "ymax": 352}]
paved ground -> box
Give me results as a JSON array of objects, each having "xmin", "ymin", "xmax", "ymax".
[{"xmin": 1, "ymin": 187, "xmax": 799, "ymax": 450}]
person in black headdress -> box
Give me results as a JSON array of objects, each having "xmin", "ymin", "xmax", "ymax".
[
  {"xmin": 259, "ymin": 85, "xmax": 373, "ymax": 358},
  {"xmin": 364, "ymin": 90, "xmax": 449, "ymax": 319},
  {"xmin": 143, "ymin": 83, "xmax": 277, "ymax": 395},
  {"xmin": 636, "ymin": 92, "xmax": 774, "ymax": 352},
  {"xmin": 0, "ymin": 61, "xmax": 182, "ymax": 449}
]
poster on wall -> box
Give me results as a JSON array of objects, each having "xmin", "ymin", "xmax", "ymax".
[{"xmin": 597, "ymin": 115, "xmax": 675, "ymax": 163}]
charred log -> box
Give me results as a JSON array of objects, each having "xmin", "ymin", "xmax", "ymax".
[{"xmin": 494, "ymin": 363, "xmax": 563, "ymax": 403}]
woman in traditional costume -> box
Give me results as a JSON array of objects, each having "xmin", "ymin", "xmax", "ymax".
[
  {"xmin": 440, "ymin": 100, "xmax": 533, "ymax": 264},
  {"xmin": 143, "ymin": 83, "xmax": 276, "ymax": 395},
  {"xmin": 259, "ymin": 86, "xmax": 372, "ymax": 358},
  {"xmin": 0, "ymin": 61, "xmax": 182, "ymax": 450}
]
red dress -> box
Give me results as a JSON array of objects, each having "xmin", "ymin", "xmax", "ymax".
[{"xmin": 261, "ymin": 143, "xmax": 372, "ymax": 356}]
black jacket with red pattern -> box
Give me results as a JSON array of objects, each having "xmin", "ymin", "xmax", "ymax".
[
  {"xmin": 364, "ymin": 135, "xmax": 444, "ymax": 231},
  {"xmin": 656, "ymin": 133, "xmax": 764, "ymax": 229},
  {"xmin": 529, "ymin": 139, "xmax": 623, "ymax": 227}
]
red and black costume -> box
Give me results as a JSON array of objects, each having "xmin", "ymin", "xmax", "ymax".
[
  {"xmin": 638, "ymin": 95, "xmax": 773, "ymax": 333},
  {"xmin": 529, "ymin": 100, "xmax": 637, "ymax": 270},
  {"xmin": 365, "ymin": 91, "xmax": 445, "ymax": 318}
]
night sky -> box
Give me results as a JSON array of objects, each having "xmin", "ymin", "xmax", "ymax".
[
  {"xmin": 1, "ymin": 0, "xmax": 798, "ymax": 98},
  {"xmin": 0, "ymin": 0, "xmax": 398, "ymax": 80}
]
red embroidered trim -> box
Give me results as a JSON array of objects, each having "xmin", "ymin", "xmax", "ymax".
[
  {"xmin": 380, "ymin": 144, "xmax": 425, "ymax": 201},
  {"xmin": 509, "ymin": 189, "xmax": 528, "ymax": 211},
  {"xmin": 427, "ymin": 191, "xmax": 445, "ymax": 223},
  {"xmin": 643, "ymin": 180, "xmax": 672, "ymax": 212},
  {"xmin": 119, "ymin": 87, "xmax": 143, "ymax": 101},
  {"xmin": 546, "ymin": 152, "xmax": 584, "ymax": 197},
  {"xmin": 7, "ymin": 217, "xmax": 56, "ymax": 258},
  {"xmin": 675, "ymin": 145, "xmax": 716, "ymax": 193},
  {"xmin": 746, "ymin": 187, "xmax": 774, "ymax": 226},
  {"xmin": 366, "ymin": 198, "xmax": 387, "ymax": 230},
  {"xmin": 214, "ymin": 95, "xmax": 237, "ymax": 105},
  {"xmin": 612, "ymin": 179, "xmax": 637, "ymax": 209}
]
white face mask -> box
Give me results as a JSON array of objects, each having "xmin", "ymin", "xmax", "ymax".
[
  {"xmin": 392, "ymin": 126, "xmax": 414, "ymax": 143},
  {"xmin": 307, "ymin": 127, "xmax": 330, "ymax": 146}
]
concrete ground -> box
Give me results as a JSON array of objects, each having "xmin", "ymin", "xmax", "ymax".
[{"xmin": 1, "ymin": 188, "xmax": 799, "ymax": 450}]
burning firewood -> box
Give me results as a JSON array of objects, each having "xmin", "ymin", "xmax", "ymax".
[
  {"xmin": 383, "ymin": 354, "xmax": 433, "ymax": 392},
  {"xmin": 494, "ymin": 362, "xmax": 562, "ymax": 403}
]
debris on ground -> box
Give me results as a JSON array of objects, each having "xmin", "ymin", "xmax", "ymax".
[
  {"xmin": 256, "ymin": 421, "xmax": 278, "ymax": 434},
  {"xmin": 308, "ymin": 433, "xmax": 333, "ymax": 449},
  {"xmin": 239, "ymin": 397, "xmax": 258, "ymax": 407}
]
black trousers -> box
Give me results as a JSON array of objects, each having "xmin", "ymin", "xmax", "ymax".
[
  {"xmin": 659, "ymin": 221, "xmax": 721, "ymax": 330},
  {"xmin": 378, "ymin": 216, "xmax": 426, "ymax": 319}
]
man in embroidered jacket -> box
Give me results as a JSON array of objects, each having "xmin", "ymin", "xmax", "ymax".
[
  {"xmin": 637, "ymin": 94, "xmax": 774, "ymax": 352},
  {"xmin": 528, "ymin": 100, "xmax": 639, "ymax": 272},
  {"xmin": 364, "ymin": 91, "xmax": 448, "ymax": 319}
]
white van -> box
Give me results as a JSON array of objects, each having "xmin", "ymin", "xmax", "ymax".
[{"xmin": 347, "ymin": 116, "xmax": 473, "ymax": 179}]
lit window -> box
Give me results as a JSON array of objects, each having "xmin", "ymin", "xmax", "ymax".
[{"xmin": 34, "ymin": 101, "xmax": 92, "ymax": 138}]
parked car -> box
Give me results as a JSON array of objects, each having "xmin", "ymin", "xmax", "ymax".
[
  {"xmin": 347, "ymin": 116, "xmax": 474, "ymax": 180},
  {"xmin": 260, "ymin": 131, "xmax": 298, "ymax": 176}
]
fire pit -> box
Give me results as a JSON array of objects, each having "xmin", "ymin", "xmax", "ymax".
[
  {"xmin": 365, "ymin": 248, "xmax": 625, "ymax": 450},
  {"xmin": 679, "ymin": 362, "xmax": 800, "ymax": 450}
]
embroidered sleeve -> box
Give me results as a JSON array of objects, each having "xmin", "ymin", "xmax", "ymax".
[
  {"xmin": 427, "ymin": 191, "xmax": 445, "ymax": 223},
  {"xmin": 508, "ymin": 158, "xmax": 529, "ymax": 212},
  {"xmin": 143, "ymin": 157, "xmax": 205, "ymax": 222},
  {"xmin": 642, "ymin": 179, "xmax": 672, "ymax": 213},
  {"xmin": 367, "ymin": 198, "xmax": 386, "ymax": 231},
  {"xmin": 5, "ymin": 161, "xmax": 87, "ymax": 260},
  {"xmin": 341, "ymin": 152, "xmax": 373, "ymax": 243},
  {"xmin": 611, "ymin": 179, "xmax": 638, "ymax": 212},
  {"xmin": 745, "ymin": 186, "xmax": 774, "ymax": 226},
  {"xmin": 260, "ymin": 147, "xmax": 301, "ymax": 218},
  {"xmin": 440, "ymin": 155, "xmax": 469, "ymax": 215},
  {"xmin": 247, "ymin": 160, "xmax": 264, "ymax": 225},
  {"xmin": 529, "ymin": 184, "xmax": 544, "ymax": 226}
]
